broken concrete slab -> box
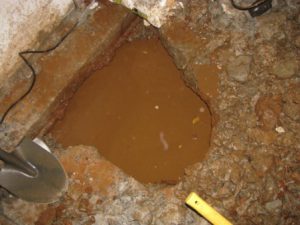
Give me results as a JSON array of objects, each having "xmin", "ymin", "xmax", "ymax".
[{"xmin": 0, "ymin": 3, "xmax": 136, "ymax": 151}]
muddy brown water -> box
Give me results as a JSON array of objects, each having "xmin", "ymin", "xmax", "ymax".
[{"xmin": 51, "ymin": 38, "xmax": 212, "ymax": 183}]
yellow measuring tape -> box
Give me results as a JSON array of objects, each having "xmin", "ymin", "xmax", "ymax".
[{"xmin": 185, "ymin": 192, "xmax": 233, "ymax": 225}]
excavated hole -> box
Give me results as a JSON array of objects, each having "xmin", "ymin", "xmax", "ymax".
[{"xmin": 50, "ymin": 38, "xmax": 212, "ymax": 184}]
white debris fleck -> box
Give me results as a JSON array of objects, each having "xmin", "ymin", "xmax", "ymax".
[
  {"xmin": 154, "ymin": 105, "xmax": 160, "ymax": 110},
  {"xmin": 89, "ymin": 195, "xmax": 99, "ymax": 205},
  {"xmin": 109, "ymin": 0, "xmax": 178, "ymax": 27},
  {"xmin": 178, "ymin": 2, "xmax": 184, "ymax": 8},
  {"xmin": 143, "ymin": 19, "xmax": 151, "ymax": 26},
  {"xmin": 221, "ymin": 3, "xmax": 235, "ymax": 15},
  {"xmin": 199, "ymin": 107, "xmax": 205, "ymax": 112},
  {"xmin": 93, "ymin": 214, "xmax": 105, "ymax": 225},
  {"xmin": 159, "ymin": 0, "xmax": 167, "ymax": 7},
  {"xmin": 275, "ymin": 126, "xmax": 285, "ymax": 133},
  {"xmin": 88, "ymin": 0, "xmax": 99, "ymax": 10},
  {"xmin": 159, "ymin": 131, "xmax": 169, "ymax": 151}
]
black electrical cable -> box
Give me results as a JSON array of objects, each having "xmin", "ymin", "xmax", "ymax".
[
  {"xmin": 0, "ymin": 21, "xmax": 78, "ymax": 125},
  {"xmin": 230, "ymin": 0, "xmax": 269, "ymax": 10},
  {"xmin": 0, "ymin": 0, "xmax": 79, "ymax": 125}
]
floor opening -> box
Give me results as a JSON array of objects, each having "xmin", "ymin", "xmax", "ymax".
[{"xmin": 50, "ymin": 38, "xmax": 212, "ymax": 183}]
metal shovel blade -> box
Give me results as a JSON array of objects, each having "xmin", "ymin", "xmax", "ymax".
[{"xmin": 0, "ymin": 138, "xmax": 68, "ymax": 203}]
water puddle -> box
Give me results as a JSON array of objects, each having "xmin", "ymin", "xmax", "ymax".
[{"xmin": 51, "ymin": 38, "xmax": 212, "ymax": 183}]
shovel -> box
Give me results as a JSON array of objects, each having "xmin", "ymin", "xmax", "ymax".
[{"xmin": 0, "ymin": 137, "xmax": 68, "ymax": 203}]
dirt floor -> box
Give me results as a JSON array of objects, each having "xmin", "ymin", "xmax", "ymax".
[{"xmin": 1, "ymin": 0, "xmax": 299, "ymax": 225}]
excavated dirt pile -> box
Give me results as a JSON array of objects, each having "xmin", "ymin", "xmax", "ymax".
[{"xmin": 1, "ymin": 0, "xmax": 299, "ymax": 224}]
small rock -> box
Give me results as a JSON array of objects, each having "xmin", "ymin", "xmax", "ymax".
[
  {"xmin": 236, "ymin": 198, "xmax": 252, "ymax": 216},
  {"xmin": 255, "ymin": 43, "xmax": 277, "ymax": 66},
  {"xmin": 229, "ymin": 163, "xmax": 241, "ymax": 184},
  {"xmin": 215, "ymin": 184, "xmax": 233, "ymax": 198},
  {"xmin": 255, "ymin": 95, "xmax": 282, "ymax": 130},
  {"xmin": 227, "ymin": 55, "xmax": 252, "ymax": 82},
  {"xmin": 283, "ymin": 85, "xmax": 300, "ymax": 122},
  {"xmin": 94, "ymin": 214, "xmax": 106, "ymax": 225},
  {"xmin": 275, "ymin": 126, "xmax": 285, "ymax": 133},
  {"xmin": 247, "ymin": 128, "xmax": 278, "ymax": 145},
  {"xmin": 255, "ymin": 12, "xmax": 286, "ymax": 41},
  {"xmin": 285, "ymin": 0, "xmax": 300, "ymax": 8},
  {"xmin": 132, "ymin": 206, "xmax": 152, "ymax": 224},
  {"xmin": 251, "ymin": 153, "xmax": 274, "ymax": 176},
  {"xmin": 243, "ymin": 162, "xmax": 259, "ymax": 183},
  {"xmin": 272, "ymin": 58, "xmax": 299, "ymax": 79},
  {"xmin": 222, "ymin": 197, "xmax": 236, "ymax": 209},
  {"xmin": 35, "ymin": 207, "xmax": 56, "ymax": 225},
  {"xmin": 155, "ymin": 204, "xmax": 185, "ymax": 225},
  {"xmin": 263, "ymin": 175, "xmax": 279, "ymax": 201},
  {"xmin": 278, "ymin": 132, "xmax": 295, "ymax": 147},
  {"xmin": 265, "ymin": 199, "xmax": 282, "ymax": 213}
]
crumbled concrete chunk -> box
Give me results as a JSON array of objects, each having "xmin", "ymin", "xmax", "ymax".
[
  {"xmin": 265, "ymin": 200, "xmax": 282, "ymax": 213},
  {"xmin": 272, "ymin": 58, "xmax": 299, "ymax": 79},
  {"xmin": 283, "ymin": 85, "xmax": 300, "ymax": 122},
  {"xmin": 227, "ymin": 55, "xmax": 252, "ymax": 82},
  {"xmin": 110, "ymin": 0, "xmax": 179, "ymax": 27}
]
